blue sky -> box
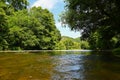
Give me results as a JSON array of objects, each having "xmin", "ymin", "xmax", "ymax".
[{"xmin": 29, "ymin": 0, "xmax": 80, "ymax": 38}]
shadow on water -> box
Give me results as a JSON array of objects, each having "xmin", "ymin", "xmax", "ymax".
[
  {"xmin": 52, "ymin": 51, "xmax": 120, "ymax": 80},
  {"xmin": 0, "ymin": 50, "xmax": 120, "ymax": 80}
]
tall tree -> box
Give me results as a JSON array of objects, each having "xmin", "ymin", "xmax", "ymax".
[
  {"xmin": 0, "ymin": 1, "xmax": 61, "ymax": 50},
  {"xmin": 5, "ymin": 0, "xmax": 28, "ymax": 11},
  {"xmin": 61, "ymin": 0, "xmax": 120, "ymax": 49},
  {"xmin": 7, "ymin": 7, "xmax": 61, "ymax": 50},
  {"xmin": 0, "ymin": 2, "xmax": 9, "ymax": 50},
  {"xmin": 29, "ymin": 7, "xmax": 61, "ymax": 50}
]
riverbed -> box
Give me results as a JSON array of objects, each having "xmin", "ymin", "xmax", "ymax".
[{"xmin": 0, "ymin": 51, "xmax": 120, "ymax": 80}]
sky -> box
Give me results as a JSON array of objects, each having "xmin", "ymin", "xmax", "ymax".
[{"xmin": 29, "ymin": 0, "xmax": 80, "ymax": 38}]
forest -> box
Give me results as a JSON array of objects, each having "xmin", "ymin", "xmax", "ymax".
[
  {"xmin": 0, "ymin": 0, "xmax": 62, "ymax": 50},
  {"xmin": 0, "ymin": 0, "xmax": 90, "ymax": 50},
  {"xmin": 55, "ymin": 36, "xmax": 89, "ymax": 50},
  {"xmin": 1, "ymin": 0, "xmax": 120, "ymax": 51},
  {"xmin": 61, "ymin": 0, "xmax": 120, "ymax": 51}
]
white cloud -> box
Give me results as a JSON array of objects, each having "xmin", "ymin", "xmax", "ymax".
[
  {"xmin": 31, "ymin": 0, "xmax": 58, "ymax": 10},
  {"xmin": 55, "ymin": 22, "xmax": 62, "ymax": 28},
  {"xmin": 55, "ymin": 22, "xmax": 81, "ymax": 38}
]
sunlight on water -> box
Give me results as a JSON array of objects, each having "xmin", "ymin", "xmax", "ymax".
[{"xmin": 0, "ymin": 51, "xmax": 120, "ymax": 80}]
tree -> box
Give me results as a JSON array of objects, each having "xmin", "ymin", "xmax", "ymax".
[
  {"xmin": 29, "ymin": 7, "xmax": 61, "ymax": 50},
  {"xmin": 0, "ymin": 1, "xmax": 8, "ymax": 34},
  {"xmin": 0, "ymin": 0, "xmax": 29, "ymax": 50},
  {"xmin": 5, "ymin": 0, "xmax": 28, "ymax": 11},
  {"xmin": 55, "ymin": 36, "xmax": 81, "ymax": 50},
  {"xmin": 55, "ymin": 41, "xmax": 66, "ymax": 50},
  {"xmin": 6, "ymin": 7, "xmax": 61, "ymax": 50},
  {"xmin": 61, "ymin": 0, "xmax": 120, "ymax": 49},
  {"xmin": 0, "ymin": 1, "xmax": 61, "ymax": 50},
  {"xmin": 0, "ymin": 2, "xmax": 9, "ymax": 50},
  {"xmin": 7, "ymin": 26, "xmax": 39, "ymax": 50}
]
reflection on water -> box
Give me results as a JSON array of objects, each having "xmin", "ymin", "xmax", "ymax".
[
  {"xmin": 52, "ymin": 54, "xmax": 84, "ymax": 80},
  {"xmin": 0, "ymin": 51, "xmax": 120, "ymax": 80}
]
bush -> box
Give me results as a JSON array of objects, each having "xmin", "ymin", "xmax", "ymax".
[{"xmin": 112, "ymin": 48, "xmax": 120, "ymax": 55}]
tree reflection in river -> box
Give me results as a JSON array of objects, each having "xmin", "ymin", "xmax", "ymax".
[{"xmin": 52, "ymin": 51, "xmax": 120, "ymax": 80}]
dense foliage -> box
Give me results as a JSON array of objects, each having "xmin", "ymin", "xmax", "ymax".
[
  {"xmin": 55, "ymin": 36, "xmax": 89, "ymax": 50},
  {"xmin": 61, "ymin": 0, "xmax": 120, "ymax": 50},
  {"xmin": 0, "ymin": 0, "xmax": 61, "ymax": 50}
]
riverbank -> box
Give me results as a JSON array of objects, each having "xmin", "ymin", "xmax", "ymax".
[{"xmin": 0, "ymin": 50, "xmax": 92, "ymax": 53}]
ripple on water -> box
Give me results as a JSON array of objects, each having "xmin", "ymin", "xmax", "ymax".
[{"xmin": 53, "ymin": 54, "xmax": 85, "ymax": 80}]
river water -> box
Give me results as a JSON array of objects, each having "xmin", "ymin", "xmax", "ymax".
[{"xmin": 0, "ymin": 51, "xmax": 120, "ymax": 80}]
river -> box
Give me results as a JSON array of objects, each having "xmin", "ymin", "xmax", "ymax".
[{"xmin": 0, "ymin": 50, "xmax": 120, "ymax": 80}]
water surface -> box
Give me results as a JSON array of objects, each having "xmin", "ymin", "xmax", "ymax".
[{"xmin": 0, "ymin": 51, "xmax": 120, "ymax": 80}]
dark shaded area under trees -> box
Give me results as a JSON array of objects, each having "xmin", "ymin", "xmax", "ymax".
[{"xmin": 61, "ymin": 0, "xmax": 120, "ymax": 50}]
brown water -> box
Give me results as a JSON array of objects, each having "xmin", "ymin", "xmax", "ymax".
[{"xmin": 0, "ymin": 51, "xmax": 120, "ymax": 80}]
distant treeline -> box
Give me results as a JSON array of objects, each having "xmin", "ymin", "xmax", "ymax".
[{"xmin": 55, "ymin": 36, "xmax": 89, "ymax": 50}]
